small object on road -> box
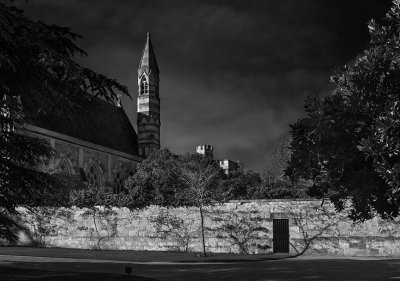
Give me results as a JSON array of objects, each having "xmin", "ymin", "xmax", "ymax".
[
  {"xmin": 194, "ymin": 253, "xmax": 213, "ymax": 258},
  {"xmin": 125, "ymin": 266, "xmax": 132, "ymax": 276}
]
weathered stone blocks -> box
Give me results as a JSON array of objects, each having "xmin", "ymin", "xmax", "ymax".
[{"xmin": 11, "ymin": 200, "xmax": 400, "ymax": 256}]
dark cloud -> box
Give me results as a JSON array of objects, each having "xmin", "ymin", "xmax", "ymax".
[{"xmin": 18, "ymin": 0, "xmax": 392, "ymax": 171}]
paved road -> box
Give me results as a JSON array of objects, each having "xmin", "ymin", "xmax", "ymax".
[{"xmin": 0, "ymin": 254, "xmax": 398, "ymax": 281}]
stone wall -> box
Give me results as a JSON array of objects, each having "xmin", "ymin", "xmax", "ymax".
[{"xmin": 12, "ymin": 199, "xmax": 400, "ymax": 256}]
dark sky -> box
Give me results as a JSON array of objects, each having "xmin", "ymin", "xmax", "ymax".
[{"xmin": 18, "ymin": 0, "xmax": 392, "ymax": 171}]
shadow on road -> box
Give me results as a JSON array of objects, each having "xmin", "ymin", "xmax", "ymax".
[{"xmin": 0, "ymin": 265, "xmax": 158, "ymax": 281}]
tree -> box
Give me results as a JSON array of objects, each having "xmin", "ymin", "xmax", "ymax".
[
  {"xmin": 124, "ymin": 149, "xmax": 186, "ymax": 208},
  {"xmin": 219, "ymin": 168, "xmax": 262, "ymax": 200},
  {"xmin": 125, "ymin": 151, "xmax": 225, "ymax": 255},
  {"xmin": 0, "ymin": 1, "xmax": 128, "ymax": 241},
  {"xmin": 264, "ymin": 133, "xmax": 292, "ymax": 179},
  {"xmin": 178, "ymin": 153, "xmax": 222, "ymax": 257},
  {"xmin": 126, "ymin": 152, "xmax": 223, "ymax": 255},
  {"xmin": 285, "ymin": 0, "xmax": 400, "ymax": 221}
]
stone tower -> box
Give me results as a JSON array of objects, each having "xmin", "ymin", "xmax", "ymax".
[
  {"xmin": 196, "ymin": 145, "xmax": 214, "ymax": 159},
  {"xmin": 137, "ymin": 33, "xmax": 160, "ymax": 157}
]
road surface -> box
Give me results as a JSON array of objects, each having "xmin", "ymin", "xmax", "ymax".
[{"xmin": 1, "ymin": 254, "xmax": 399, "ymax": 280}]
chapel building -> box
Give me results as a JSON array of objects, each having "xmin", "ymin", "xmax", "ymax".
[{"xmin": 20, "ymin": 34, "xmax": 160, "ymax": 193}]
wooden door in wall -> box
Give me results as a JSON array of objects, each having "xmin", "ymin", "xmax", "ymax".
[{"xmin": 273, "ymin": 219, "xmax": 289, "ymax": 253}]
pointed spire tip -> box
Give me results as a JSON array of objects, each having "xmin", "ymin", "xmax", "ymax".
[{"xmin": 138, "ymin": 32, "xmax": 159, "ymax": 74}]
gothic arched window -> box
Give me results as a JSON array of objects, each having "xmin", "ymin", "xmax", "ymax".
[
  {"xmin": 86, "ymin": 163, "xmax": 100, "ymax": 186},
  {"xmin": 58, "ymin": 158, "xmax": 71, "ymax": 174},
  {"xmin": 55, "ymin": 152, "xmax": 78, "ymax": 175},
  {"xmin": 140, "ymin": 76, "xmax": 149, "ymax": 95},
  {"xmin": 113, "ymin": 171, "xmax": 125, "ymax": 194}
]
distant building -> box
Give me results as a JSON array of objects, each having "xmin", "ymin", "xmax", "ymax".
[
  {"xmin": 196, "ymin": 145, "xmax": 214, "ymax": 159},
  {"xmin": 218, "ymin": 159, "xmax": 239, "ymax": 175},
  {"xmin": 196, "ymin": 144, "xmax": 239, "ymax": 175}
]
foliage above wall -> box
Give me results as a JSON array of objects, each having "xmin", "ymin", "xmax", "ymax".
[
  {"xmin": 124, "ymin": 149, "xmax": 187, "ymax": 208},
  {"xmin": 250, "ymin": 177, "xmax": 310, "ymax": 200},
  {"xmin": 219, "ymin": 169, "xmax": 263, "ymax": 200}
]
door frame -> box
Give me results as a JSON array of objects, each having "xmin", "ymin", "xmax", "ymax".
[{"xmin": 273, "ymin": 218, "xmax": 290, "ymax": 253}]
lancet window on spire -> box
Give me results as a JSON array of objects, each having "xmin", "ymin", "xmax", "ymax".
[{"xmin": 140, "ymin": 76, "xmax": 149, "ymax": 95}]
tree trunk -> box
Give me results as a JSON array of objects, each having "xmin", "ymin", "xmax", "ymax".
[{"xmin": 199, "ymin": 205, "xmax": 207, "ymax": 257}]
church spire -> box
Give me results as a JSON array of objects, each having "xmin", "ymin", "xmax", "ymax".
[
  {"xmin": 138, "ymin": 32, "xmax": 159, "ymax": 77},
  {"xmin": 137, "ymin": 33, "xmax": 161, "ymax": 158}
]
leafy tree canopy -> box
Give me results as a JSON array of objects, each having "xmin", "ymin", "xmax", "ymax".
[
  {"xmin": 124, "ymin": 150, "xmax": 225, "ymax": 208},
  {"xmin": 219, "ymin": 168, "xmax": 263, "ymax": 200},
  {"xmin": 124, "ymin": 149, "xmax": 187, "ymax": 208},
  {"xmin": 285, "ymin": 0, "xmax": 400, "ymax": 221}
]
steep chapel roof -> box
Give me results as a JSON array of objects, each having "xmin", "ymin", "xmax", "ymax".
[{"xmin": 21, "ymin": 91, "xmax": 139, "ymax": 156}]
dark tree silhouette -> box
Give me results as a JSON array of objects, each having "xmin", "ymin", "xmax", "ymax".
[
  {"xmin": 286, "ymin": 0, "xmax": 400, "ymax": 221},
  {"xmin": 0, "ymin": 1, "xmax": 128, "ymax": 241}
]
